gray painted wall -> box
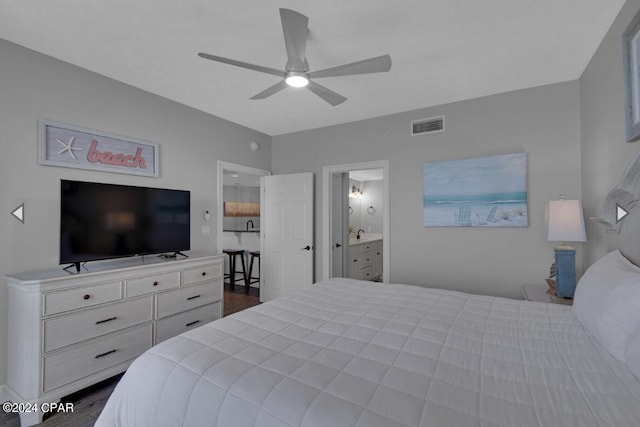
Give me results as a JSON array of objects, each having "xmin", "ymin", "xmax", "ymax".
[
  {"xmin": 0, "ymin": 39, "xmax": 271, "ymax": 386},
  {"xmin": 580, "ymin": 0, "xmax": 640, "ymax": 266},
  {"xmin": 272, "ymin": 81, "xmax": 582, "ymax": 299}
]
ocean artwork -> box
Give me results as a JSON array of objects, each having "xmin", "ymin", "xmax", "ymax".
[{"xmin": 423, "ymin": 153, "xmax": 528, "ymax": 227}]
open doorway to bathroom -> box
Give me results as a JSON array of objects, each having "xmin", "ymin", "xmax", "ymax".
[
  {"xmin": 322, "ymin": 160, "xmax": 389, "ymax": 283},
  {"xmin": 217, "ymin": 161, "xmax": 270, "ymax": 313},
  {"xmin": 348, "ymin": 169, "xmax": 385, "ymax": 280}
]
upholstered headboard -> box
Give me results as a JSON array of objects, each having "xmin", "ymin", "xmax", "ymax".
[{"xmin": 619, "ymin": 205, "xmax": 640, "ymax": 266}]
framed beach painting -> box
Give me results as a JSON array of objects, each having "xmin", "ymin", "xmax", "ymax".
[{"xmin": 423, "ymin": 152, "xmax": 528, "ymax": 227}]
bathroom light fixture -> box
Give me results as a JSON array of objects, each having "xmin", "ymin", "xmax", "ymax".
[
  {"xmin": 350, "ymin": 185, "xmax": 363, "ymax": 198},
  {"xmin": 285, "ymin": 72, "xmax": 309, "ymax": 87}
]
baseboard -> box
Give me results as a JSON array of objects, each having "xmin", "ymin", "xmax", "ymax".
[{"xmin": 2, "ymin": 384, "xmax": 25, "ymax": 404}]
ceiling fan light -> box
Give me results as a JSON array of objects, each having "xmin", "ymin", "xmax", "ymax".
[{"xmin": 285, "ymin": 73, "xmax": 309, "ymax": 88}]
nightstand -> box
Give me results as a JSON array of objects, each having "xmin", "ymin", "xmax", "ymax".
[{"xmin": 522, "ymin": 284, "xmax": 573, "ymax": 305}]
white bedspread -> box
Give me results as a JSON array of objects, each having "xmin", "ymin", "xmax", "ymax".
[{"xmin": 96, "ymin": 278, "xmax": 640, "ymax": 426}]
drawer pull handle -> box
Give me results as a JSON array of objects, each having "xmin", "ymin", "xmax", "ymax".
[
  {"xmin": 186, "ymin": 320, "xmax": 201, "ymax": 327},
  {"xmin": 201, "ymin": 271, "xmax": 207, "ymax": 276},
  {"xmin": 95, "ymin": 316, "xmax": 117, "ymax": 325},
  {"xmin": 187, "ymin": 294, "xmax": 201, "ymax": 301},
  {"xmin": 95, "ymin": 349, "xmax": 117, "ymax": 359},
  {"xmin": 353, "ymin": 260, "xmax": 358, "ymax": 263},
  {"xmin": 153, "ymin": 281, "xmax": 159, "ymax": 286},
  {"xmin": 83, "ymin": 294, "xmax": 91, "ymax": 300}
]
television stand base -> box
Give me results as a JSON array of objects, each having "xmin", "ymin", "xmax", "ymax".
[
  {"xmin": 158, "ymin": 251, "xmax": 189, "ymax": 259},
  {"xmin": 63, "ymin": 262, "xmax": 82, "ymax": 273}
]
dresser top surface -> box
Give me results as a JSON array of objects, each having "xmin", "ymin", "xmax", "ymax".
[{"xmin": 7, "ymin": 252, "xmax": 223, "ymax": 283}]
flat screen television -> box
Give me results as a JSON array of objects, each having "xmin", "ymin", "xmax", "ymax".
[{"xmin": 60, "ymin": 179, "xmax": 190, "ymax": 270}]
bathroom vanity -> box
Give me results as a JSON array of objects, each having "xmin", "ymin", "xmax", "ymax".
[{"xmin": 348, "ymin": 235, "xmax": 383, "ymax": 281}]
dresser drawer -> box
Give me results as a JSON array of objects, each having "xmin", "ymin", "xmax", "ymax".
[
  {"xmin": 43, "ymin": 296, "xmax": 153, "ymax": 353},
  {"xmin": 155, "ymin": 302, "xmax": 221, "ymax": 343},
  {"xmin": 182, "ymin": 264, "xmax": 222, "ymax": 285},
  {"xmin": 125, "ymin": 272, "xmax": 180, "ymax": 297},
  {"xmin": 156, "ymin": 279, "xmax": 222, "ymax": 319},
  {"xmin": 360, "ymin": 243, "xmax": 374, "ymax": 252},
  {"xmin": 360, "ymin": 265, "xmax": 374, "ymax": 280},
  {"xmin": 42, "ymin": 323, "xmax": 152, "ymax": 392},
  {"xmin": 359, "ymin": 252, "xmax": 374, "ymax": 269},
  {"xmin": 43, "ymin": 281, "xmax": 122, "ymax": 316}
]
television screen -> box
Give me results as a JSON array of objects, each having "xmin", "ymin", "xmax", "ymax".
[{"xmin": 60, "ymin": 180, "xmax": 190, "ymax": 265}]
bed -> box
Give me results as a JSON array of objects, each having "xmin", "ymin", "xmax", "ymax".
[
  {"xmin": 96, "ymin": 273, "xmax": 640, "ymax": 427},
  {"xmin": 97, "ymin": 202, "xmax": 640, "ymax": 427}
]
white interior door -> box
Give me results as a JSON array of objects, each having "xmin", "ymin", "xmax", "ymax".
[{"xmin": 261, "ymin": 172, "xmax": 314, "ymax": 302}]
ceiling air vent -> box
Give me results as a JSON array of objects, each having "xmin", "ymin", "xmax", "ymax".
[{"xmin": 411, "ymin": 116, "xmax": 444, "ymax": 136}]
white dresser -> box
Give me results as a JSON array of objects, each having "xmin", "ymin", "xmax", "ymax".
[{"xmin": 5, "ymin": 254, "xmax": 224, "ymax": 426}]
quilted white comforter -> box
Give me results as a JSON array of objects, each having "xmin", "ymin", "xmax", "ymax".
[{"xmin": 96, "ymin": 278, "xmax": 640, "ymax": 426}]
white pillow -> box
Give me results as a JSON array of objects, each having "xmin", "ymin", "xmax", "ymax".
[
  {"xmin": 625, "ymin": 326, "xmax": 640, "ymax": 379},
  {"xmin": 573, "ymin": 250, "xmax": 640, "ymax": 363}
]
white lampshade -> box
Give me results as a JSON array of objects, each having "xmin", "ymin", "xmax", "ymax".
[{"xmin": 547, "ymin": 199, "xmax": 587, "ymax": 242}]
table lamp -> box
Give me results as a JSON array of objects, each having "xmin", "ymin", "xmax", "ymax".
[{"xmin": 547, "ymin": 196, "xmax": 587, "ymax": 298}]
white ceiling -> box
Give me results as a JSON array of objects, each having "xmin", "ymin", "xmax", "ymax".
[{"xmin": 0, "ymin": 0, "xmax": 625, "ymax": 136}]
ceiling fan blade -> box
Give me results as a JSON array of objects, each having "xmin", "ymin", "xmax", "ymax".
[
  {"xmin": 280, "ymin": 8, "xmax": 309, "ymax": 71},
  {"xmin": 306, "ymin": 81, "xmax": 347, "ymax": 106},
  {"xmin": 198, "ymin": 52, "xmax": 283, "ymax": 77},
  {"xmin": 250, "ymin": 80, "xmax": 289, "ymax": 100},
  {"xmin": 309, "ymin": 54, "xmax": 392, "ymax": 79}
]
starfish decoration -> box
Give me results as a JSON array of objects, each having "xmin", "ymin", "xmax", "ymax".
[{"xmin": 56, "ymin": 136, "xmax": 83, "ymax": 160}]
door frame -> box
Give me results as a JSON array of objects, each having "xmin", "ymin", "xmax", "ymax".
[
  {"xmin": 322, "ymin": 160, "xmax": 390, "ymax": 283},
  {"xmin": 216, "ymin": 160, "xmax": 270, "ymax": 254},
  {"xmin": 331, "ymin": 172, "xmax": 350, "ymax": 278}
]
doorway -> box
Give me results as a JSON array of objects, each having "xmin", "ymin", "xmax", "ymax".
[
  {"xmin": 216, "ymin": 161, "xmax": 270, "ymax": 306},
  {"xmin": 322, "ymin": 160, "xmax": 389, "ymax": 283}
]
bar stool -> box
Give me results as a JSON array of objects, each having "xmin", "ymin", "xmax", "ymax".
[
  {"xmin": 246, "ymin": 250, "xmax": 260, "ymax": 294},
  {"xmin": 223, "ymin": 249, "xmax": 247, "ymax": 291}
]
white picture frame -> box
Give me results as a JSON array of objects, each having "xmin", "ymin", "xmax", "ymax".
[
  {"xmin": 38, "ymin": 120, "xmax": 159, "ymax": 177},
  {"xmin": 623, "ymin": 12, "xmax": 640, "ymax": 143}
]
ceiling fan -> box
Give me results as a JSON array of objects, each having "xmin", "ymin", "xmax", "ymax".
[{"xmin": 198, "ymin": 8, "xmax": 392, "ymax": 106}]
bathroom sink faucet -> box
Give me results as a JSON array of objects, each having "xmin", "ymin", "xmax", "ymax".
[
  {"xmin": 357, "ymin": 229, "xmax": 365, "ymax": 240},
  {"xmin": 246, "ymin": 219, "xmax": 254, "ymax": 231}
]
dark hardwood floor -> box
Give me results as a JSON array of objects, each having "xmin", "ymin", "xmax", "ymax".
[
  {"xmin": 223, "ymin": 283, "xmax": 260, "ymax": 316},
  {"xmin": 1, "ymin": 287, "xmax": 259, "ymax": 426}
]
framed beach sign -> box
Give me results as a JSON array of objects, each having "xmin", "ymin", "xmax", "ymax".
[
  {"xmin": 423, "ymin": 152, "xmax": 528, "ymax": 227},
  {"xmin": 38, "ymin": 120, "xmax": 159, "ymax": 177},
  {"xmin": 623, "ymin": 11, "xmax": 640, "ymax": 142}
]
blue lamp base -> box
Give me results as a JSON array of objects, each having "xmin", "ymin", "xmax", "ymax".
[{"xmin": 555, "ymin": 247, "xmax": 577, "ymax": 298}]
